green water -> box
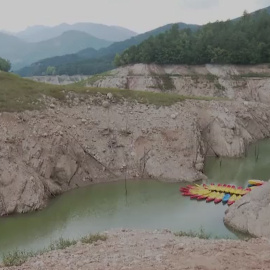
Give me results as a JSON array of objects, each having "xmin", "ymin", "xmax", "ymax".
[
  {"xmin": 205, "ymin": 139, "xmax": 270, "ymax": 184},
  {"xmin": 0, "ymin": 139, "xmax": 270, "ymax": 257}
]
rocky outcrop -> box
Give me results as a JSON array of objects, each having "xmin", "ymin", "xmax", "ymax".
[
  {"xmin": 28, "ymin": 64, "xmax": 270, "ymax": 106},
  {"xmin": 3, "ymin": 229, "xmax": 270, "ymax": 270},
  {"xmin": 224, "ymin": 181, "xmax": 270, "ymax": 238},
  {"xmin": 82, "ymin": 64, "xmax": 270, "ymax": 104}
]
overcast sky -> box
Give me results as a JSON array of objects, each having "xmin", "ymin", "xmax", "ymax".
[{"xmin": 1, "ymin": 0, "xmax": 269, "ymax": 33}]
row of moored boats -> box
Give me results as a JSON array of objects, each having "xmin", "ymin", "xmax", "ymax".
[{"xmin": 180, "ymin": 180, "xmax": 265, "ymax": 206}]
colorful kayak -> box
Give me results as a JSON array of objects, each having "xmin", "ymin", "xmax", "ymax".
[
  {"xmin": 181, "ymin": 186, "xmax": 209, "ymax": 197},
  {"xmin": 222, "ymin": 193, "xmax": 231, "ymax": 203},
  {"xmin": 248, "ymin": 180, "xmax": 264, "ymax": 186},
  {"xmin": 235, "ymin": 195, "xmax": 242, "ymax": 201},
  {"xmin": 234, "ymin": 187, "xmax": 243, "ymax": 195},
  {"xmin": 208, "ymin": 184, "xmax": 219, "ymax": 191},
  {"xmin": 214, "ymin": 193, "xmax": 225, "ymax": 204},
  {"xmin": 206, "ymin": 192, "xmax": 218, "ymax": 202},
  {"xmin": 180, "ymin": 181, "xmax": 253, "ymax": 205},
  {"xmin": 227, "ymin": 194, "xmax": 237, "ymax": 206},
  {"xmin": 207, "ymin": 184, "xmax": 243, "ymax": 195}
]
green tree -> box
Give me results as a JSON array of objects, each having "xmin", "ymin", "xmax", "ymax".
[
  {"xmin": 114, "ymin": 53, "xmax": 122, "ymax": 67},
  {"xmin": 0, "ymin": 57, "xmax": 11, "ymax": 72},
  {"xmin": 46, "ymin": 66, "xmax": 56, "ymax": 75}
]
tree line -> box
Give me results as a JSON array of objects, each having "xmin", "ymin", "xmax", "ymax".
[{"xmin": 114, "ymin": 11, "xmax": 270, "ymax": 66}]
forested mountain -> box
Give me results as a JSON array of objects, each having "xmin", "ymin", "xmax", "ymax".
[
  {"xmin": 15, "ymin": 22, "xmax": 137, "ymax": 42},
  {"xmin": 115, "ymin": 10, "xmax": 270, "ymax": 66},
  {"xmin": 16, "ymin": 6, "xmax": 270, "ymax": 77},
  {"xmin": 0, "ymin": 31, "xmax": 112, "ymax": 70},
  {"xmin": 17, "ymin": 22, "xmax": 199, "ymax": 76}
]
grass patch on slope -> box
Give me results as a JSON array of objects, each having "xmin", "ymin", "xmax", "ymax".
[
  {"xmin": 0, "ymin": 72, "xmax": 65, "ymax": 112},
  {"xmin": 2, "ymin": 233, "xmax": 107, "ymax": 267},
  {"xmin": 232, "ymin": 72, "xmax": 270, "ymax": 79},
  {"xmin": 0, "ymin": 71, "xmax": 223, "ymax": 112},
  {"xmin": 71, "ymin": 85, "xmax": 221, "ymax": 106},
  {"xmin": 174, "ymin": 227, "xmax": 235, "ymax": 240},
  {"xmin": 174, "ymin": 228, "xmax": 211, "ymax": 239},
  {"xmin": 81, "ymin": 233, "xmax": 108, "ymax": 244}
]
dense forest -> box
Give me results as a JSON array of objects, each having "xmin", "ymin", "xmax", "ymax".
[{"xmin": 115, "ymin": 11, "xmax": 270, "ymax": 66}]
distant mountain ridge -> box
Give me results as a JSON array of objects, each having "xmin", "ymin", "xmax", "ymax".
[
  {"xmin": 15, "ymin": 22, "xmax": 137, "ymax": 43},
  {"xmin": 15, "ymin": 5, "xmax": 270, "ymax": 76},
  {"xmin": 0, "ymin": 30, "xmax": 112, "ymax": 70},
  {"xmin": 17, "ymin": 22, "xmax": 200, "ymax": 76}
]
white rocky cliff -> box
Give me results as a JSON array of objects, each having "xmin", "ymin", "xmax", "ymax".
[
  {"xmin": 1, "ymin": 92, "xmax": 270, "ymax": 215},
  {"xmin": 2, "ymin": 64, "xmax": 270, "ymax": 216}
]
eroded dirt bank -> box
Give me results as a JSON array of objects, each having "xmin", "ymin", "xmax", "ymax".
[{"xmin": 2, "ymin": 229, "xmax": 270, "ymax": 270}]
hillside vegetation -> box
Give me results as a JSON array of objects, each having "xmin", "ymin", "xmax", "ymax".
[{"xmin": 116, "ymin": 10, "xmax": 270, "ymax": 66}]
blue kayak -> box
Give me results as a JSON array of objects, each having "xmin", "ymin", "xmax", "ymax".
[{"xmin": 222, "ymin": 193, "xmax": 231, "ymax": 203}]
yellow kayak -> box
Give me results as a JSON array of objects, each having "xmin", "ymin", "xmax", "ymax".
[
  {"xmin": 237, "ymin": 188, "xmax": 250, "ymax": 195},
  {"xmin": 214, "ymin": 192, "xmax": 224, "ymax": 204},
  {"xmin": 189, "ymin": 188, "xmax": 210, "ymax": 196},
  {"xmin": 215, "ymin": 185, "xmax": 224, "ymax": 192},
  {"xmin": 248, "ymin": 180, "xmax": 264, "ymax": 186},
  {"xmin": 206, "ymin": 192, "xmax": 218, "ymax": 202},
  {"xmin": 208, "ymin": 184, "xmax": 219, "ymax": 191},
  {"xmin": 227, "ymin": 194, "xmax": 237, "ymax": 205},
  {"xmin": 232, "ymin": 189, "xmax": 241, "ymax": 195},
  {"xmin": 228, "ymin": 186, "xmax": 237, "ymax": 193},
  {"xmin": 235, "ymin": 195, "xmax": 242, "ymax": 201}
]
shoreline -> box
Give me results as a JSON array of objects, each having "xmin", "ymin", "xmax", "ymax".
[{"xmin": 2, "ymin": 229, "xmax": 270, "ymax": 269}]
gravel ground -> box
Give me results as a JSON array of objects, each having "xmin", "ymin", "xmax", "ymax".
[{"xmin": 2, "ymin": 229, "xmax": 270, "ymax": 270}]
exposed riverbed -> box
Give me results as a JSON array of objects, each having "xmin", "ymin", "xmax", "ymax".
[{"xmin": 0, "ymin": 139, "xmax": 270, "ymax": 258}]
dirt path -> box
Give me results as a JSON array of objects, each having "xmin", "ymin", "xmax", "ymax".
[{"xmin": 3, "ymin": 230, "xmax": 270, "ymax": 270}]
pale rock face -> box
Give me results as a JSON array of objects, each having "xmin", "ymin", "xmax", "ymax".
[
  {"xmin": 1, "ymin": 97, "xmax": 270, "ymax": 216},
  {"xmin": 28, "ymin": 64, "xmax": 270, "ymax": 106},
  {"xmin": 224, "ymin": 181, "xmax": 270, "ymax": 238},
  {"xmin": 34, "ymin": 63, "xmax": 270, "ymax": 105},
  {"xmin": 2, "ymin": 64, "xmax": 270, "ymax": 216},
  {"xmin": 53, "ymin": 155, "xmax": 78, "ymax": 184}
]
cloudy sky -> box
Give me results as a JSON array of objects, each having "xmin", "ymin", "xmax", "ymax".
[{"xmin": 0, "ymin": 0, "xmax": 269, "ymax": 33}]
